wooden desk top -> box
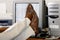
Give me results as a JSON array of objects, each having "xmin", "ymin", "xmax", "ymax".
[
  {"xmin": 27, "ymin": 38, "xmax": 60, "ymax": 40},
  {"xmin": 27, "ymin": 38, "xmax": 45, "ymax": 40},
  {"xmin": 0, "ymin": 27, "xmax": 8, "ymax": 33}
]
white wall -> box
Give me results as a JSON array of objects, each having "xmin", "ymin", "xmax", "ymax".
[{"xmin": 0, "ymin": 0, "xmax": 13, "ymax": 13}]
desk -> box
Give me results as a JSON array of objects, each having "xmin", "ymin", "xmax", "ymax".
[
  {"xmin": 27, "ymin": 38, "xmax": 45, "ymax": 40},
  {"xmin": 0, "ymin": 27, "xmax": 8, "ymax": 33},
  {"xmin": 27, "ymin": 38, "xmax": 60, "ymax": 40}
]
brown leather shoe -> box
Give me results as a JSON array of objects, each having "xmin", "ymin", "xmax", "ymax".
[
  {"xmin": 25, "ymin": 3, "xmax": 33, "ymax": 21},
  {"xmin": 25, "ymin": 3, "xmax": 39, "ymax": 35}
]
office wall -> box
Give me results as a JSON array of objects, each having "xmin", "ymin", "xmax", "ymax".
[{"xmin": 0, "ymin": 0, "xmax": 13, "ymax": 13}]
